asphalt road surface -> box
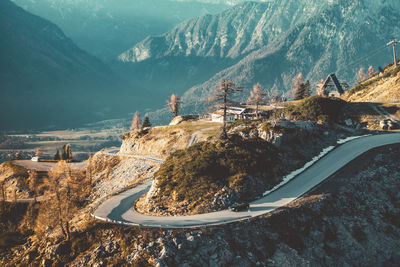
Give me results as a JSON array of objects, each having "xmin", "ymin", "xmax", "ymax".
[
  {"xmin": 93, "ymin": 133, "xmax": 400, "ymax": 228},
  {"xmin": 102, "ymin": 150, "xmax": 163, "ymax": 163}
]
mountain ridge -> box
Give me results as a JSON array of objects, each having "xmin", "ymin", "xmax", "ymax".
[
  {"xmin": 12, "ymin": 0, "xmax": 232, "ymax": 60},
  {"xmin": 0, "ymin": 0, "xmax": 142, "ymax": 130},
  {"xmin": 147, "ymin": 0, "xmax": 400, "ymax": 123},
  {"xmin": 118, "ymin": 1, "xmax": 332, "ymax": 63}
]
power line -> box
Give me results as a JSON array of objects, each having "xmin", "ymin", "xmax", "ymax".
[
  {"xmin": 387, "ymin": 40, "xmax": 399, "ymax": 67},
  {"xmin": 345, "ymin": 44, "xmax": 388, "ymax": 69}
]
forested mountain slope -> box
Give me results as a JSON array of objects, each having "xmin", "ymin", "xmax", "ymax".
[
  {"xmin": 148, "ymin": 0, "xmax": 400, "ymax": 123},
  {"xmin": 0, "ymin": 0, "xmax": 142, "ymax": 130}
]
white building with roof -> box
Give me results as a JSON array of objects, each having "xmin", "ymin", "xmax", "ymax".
[{"xmin": 210, "ymin": 107, "xmax": 254, "ymax": 123}]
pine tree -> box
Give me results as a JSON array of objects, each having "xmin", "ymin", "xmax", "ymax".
[
  {"xmin": 291, "ymin": 73, "xmax": 304, "ymax": 99},
  {"xmin": 294, "ymin": 83, "xmax": 306, "ymax": 100},
  {"xmin": 142, "ymin": 115, "xmax": 151, "ymax": 128},
  {"xmin": 247, "ymin": 83, "xmax": 267, "ymax": 118},
  {"xmin": 61, "ymin": 144, "xmax": 72, "ymax": 162},
  {"xmin": 130, "ymin": 111, "xmax": 142, "ymax": 132},
  {"xmin": 67, "ymin": 145, "xmax": 72, "ymax": 161},
  {"xmin": 54, "ymin": 149, "xmax": 60, "ymax": 161},
  {"xmin": 167, "ymin": 94, "xmax": 183, "ymax": 117},
  {"xmin": 294, "ymin": 78, "xmax": 311, "ymax": 100},
  {"xmin": 303, "ymin": 80, "xmax": 311, "ymax": 98},
  {"xmin": 207, "ymin": 79, "xmax": 243, "ymax": 138}
]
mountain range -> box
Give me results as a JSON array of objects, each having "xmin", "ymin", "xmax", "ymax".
[
  {"xmin": 12, "ymin": 0, "xmax": 232, "ymax": 60},
  {"xmin": 3, "ymin": 0, "xmax": 400, "ymax": 129},
  {"xmin": 0, "ymin": 0, "xmax": 147, "ymax": 130},
  {"xmin": 124, "ymin": 0, "xmax": 400, "ymax": 123},
  {"xmin": 119, "ymin": 1, "xmax": 329, "ymax": 62},
  {"xmin": 114, "ymin": 0, "xmax": 333, "ymax": 113}
]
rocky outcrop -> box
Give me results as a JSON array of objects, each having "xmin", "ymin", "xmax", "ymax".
[
  {"xmin": 90, "ymin": 153, "xmax": 160, "ymax": 200},
  {"xmin": 119, "ymin": 122, "xmax": 221, "ymax": 158},
  {"xmin": 0, "ymin": 161, "xmax": 30, "ymax": 199},
  {"xmin": 169, "ymin": 115, "xmax": 200, "ymax": 126}
]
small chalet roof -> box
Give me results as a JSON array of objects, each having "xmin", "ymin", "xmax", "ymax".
[
  {"xmin": 211, "ymin": 106, "xmax": 248, "ymax": 116},
  {"xmin": 322, "ymin": 73, "xmax": 344, "ymax": 94}
]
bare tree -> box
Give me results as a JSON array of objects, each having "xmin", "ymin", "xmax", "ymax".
[
  {"xmin": 316, "ymin": 79, "xmax": 326, "ymax": 96},
  {"xmin": 86, "ymin": 156, "xmax": 94, "ymax": 184},
  {"xmin": 208, "ymin": 80, "xmax": 243, "ymax": 138},
  {"xmin": 167, "ymin": 94, "xmax": 183, "ymax": 117},
  {"xmin": 367, "ymin": 65, "xmax": 375, "ymax": 78},
  {"xmin": 355, "ymin": 67, "xmax": 366, "ymax": 83},
  {"xmin": 130, "ymin": 111, "xmax": 142, "ymax": 132},
  {"xmin": 37, "ymin": 161, "xmax": 88, "ymax": 240},
  {"xmin": 29, "ymin": 170, "xmax": 38, "ymax": 202},
  {"xmin": 267, "ymin": 84, "xmax": 280, "ymax": 104},
  {"xmin": 35, "ymin": 148, "xmax": 41, "ymax": 158},
  {"xmin": 247, "ymin": 83, "xmax": 267, "ymax": 118},
  {"xmin": 0, "ymin": 181, "xmax": 5, "ymax": 212}
]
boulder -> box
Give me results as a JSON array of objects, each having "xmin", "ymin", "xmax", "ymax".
[{"xmin": 169, "ymin": 115, "xmax": 200, "ymax": 126}]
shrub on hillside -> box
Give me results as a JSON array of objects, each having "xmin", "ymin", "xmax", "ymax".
[
  {"xmin": 153, "ymin": 135, "xmax": 281, "ymax": 207},
  {"xmin": 280, "ymin": 96, "xmax": 346, "ymax": 123}
]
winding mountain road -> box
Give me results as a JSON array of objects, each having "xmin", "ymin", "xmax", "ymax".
[
  {"xmin": 93, "ymin": 133, "xmax": 400, "ymax": 228},
  {"xmin": 101, "ymin": 149, "xmax": 163, "ymax": 163}
]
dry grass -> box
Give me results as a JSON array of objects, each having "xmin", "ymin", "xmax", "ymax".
[
  {"xmin": 343, "ymin": 64, "xmax": 400, "ymax": 103},
  {"xmin": 151, "ymin": 121, "xmax": 221, "ymax": 136},
  {"xmin": 145, "ymin": 121, "xmax": 222, "ymax": 144}
]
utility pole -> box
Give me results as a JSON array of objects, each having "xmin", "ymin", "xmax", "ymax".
[{"xmin": 387, "ymin": 40, "xmax": 399, "ymax": 67}]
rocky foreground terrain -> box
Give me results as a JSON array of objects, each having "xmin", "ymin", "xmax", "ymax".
[
  {"xmin": 2, "ymin": 142, "xmax": 397, "ymax": 266},
  {"xmin": 76, "ymin": 144, "xmax": 400, "ymax": 267},
  {"xmin": 0, "ymin": 91, "xmax": 398, "ymax": 266}
]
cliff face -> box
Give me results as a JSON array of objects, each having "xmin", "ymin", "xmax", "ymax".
[
  {"xmin": 119, "ymin": 121, "xmax": 221, "ymax": 158},
  {"xmin": 0, "ymin": 162, "xmax": 29, "ymax": 199}
]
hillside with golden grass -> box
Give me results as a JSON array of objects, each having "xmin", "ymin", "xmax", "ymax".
[{"xmin": 343, "ymin": 64, "xmax": 400, "ymax": 103}]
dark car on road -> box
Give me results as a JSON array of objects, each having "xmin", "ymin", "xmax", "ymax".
[{"xmin": 229, "ymin": 202, "xmax": 250, "ymax": 212}]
